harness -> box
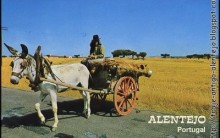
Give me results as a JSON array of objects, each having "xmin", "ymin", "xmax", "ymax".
[
  {"xmin": 29, "ymin": 55, "xmax": 56, "ymax": 91},
  {"xmin": 11, "ymin": 52, "xmax": 58, "ymax": 92}
]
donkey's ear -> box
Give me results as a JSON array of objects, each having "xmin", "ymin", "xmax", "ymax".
[
  {"xmin": 4, "ymin": 43, "xmax": 19, "ymax": 55},
  {"xmin": 34, "ymin": 46, "xmax": 41, "ymax": 60},
  {"xmin": 34, "ymin": 46, "xmax": 41, "ymax": 55},
  {"xmin": 21, "ymin": 44, "xmax": 28, "ymax": 58}
]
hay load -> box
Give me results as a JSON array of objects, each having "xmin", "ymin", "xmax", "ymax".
[{"xmin": 85, "ymin": 58, "xmax": 152, "ymax": 78}]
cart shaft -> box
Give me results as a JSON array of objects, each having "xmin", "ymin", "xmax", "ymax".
[{"xmin": 40, "ymin": 77, "xmax": 108, "ymax": 94}]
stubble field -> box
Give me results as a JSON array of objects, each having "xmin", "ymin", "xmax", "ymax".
[{"xmin": 1, "ymin": 57, "xmax": 219, "ymax": 117}]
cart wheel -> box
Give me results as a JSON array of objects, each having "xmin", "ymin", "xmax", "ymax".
[
  {"xmin": 91, "ymin": 93, "xmax": 107, "ymax": 101},
  {"xmin": 114, "ymin": 76, "xmax": 137, "ymax": 115}
]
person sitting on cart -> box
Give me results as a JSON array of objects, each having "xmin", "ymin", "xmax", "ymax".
[
  {"xmin": 88, "ymin": 34, "xmax": 105, "ymax": 59},
  {"xmin": 81, "ymin": 34, "xmax": 105, "ymax": 71}
]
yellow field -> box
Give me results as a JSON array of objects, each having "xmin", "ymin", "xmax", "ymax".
[{"xmin": 1, "ymin": 57, "xmax": 219, "ymax": 117}]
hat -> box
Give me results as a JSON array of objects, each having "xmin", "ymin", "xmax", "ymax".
[{"xmin": 93, "ymin": 34, "xmax": 100, "ymax": 40}]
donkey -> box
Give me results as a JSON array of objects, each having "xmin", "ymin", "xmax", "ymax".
[{"xmin": 5, "ymin": 43, "xmax": 91, "ymax": 131}]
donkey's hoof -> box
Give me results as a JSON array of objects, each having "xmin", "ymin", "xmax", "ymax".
[
  {"xmin": 40, "ymin": 117, "xmax": 46, "ymax": 124},
  {"xmin": 41, "ymin": 120, "xmax": 46, "ymax": 124},
  {"xmin": 51, "ymin": 127, "xmax": 57, "ymax": 132},
  {"xmin": 83, "ymin": 111, "xmax": 89, "ymax": 119},
  {"xmin": 85, "ymin": 113, "xmax": 91, "ymax": 119},
  {"xmin": 86, "ymin": 114, "xmax": 91, "ymax": 119}
]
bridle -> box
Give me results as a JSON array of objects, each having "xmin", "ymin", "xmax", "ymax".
[
  {"xmin": 11, "ymin": 70, "xmax": 25, "ymax": 79},
  {"xmin": 10, "ymin": 57, "xmax": 29, "ymax": 79}
]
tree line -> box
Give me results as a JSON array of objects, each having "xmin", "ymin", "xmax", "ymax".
[
  {"xmin": 111, "ymin": 50, "xmax": 212, "ymax": 60},
  {"xmin": 160, "ymin": 53, "xmax": 212, "ymax": 59},
  {"xmin": 186, "ymin": 54, "xmax": 211, "ymax": 59},
  {"xmin": 111, "ymin": 49, "xmax": 147, "ymax": 59}
]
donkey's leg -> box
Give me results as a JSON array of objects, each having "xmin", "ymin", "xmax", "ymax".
[
  {"xmin": 85, "ymin": 91, "xmax": 91, "ymax": 118},
  {"xmin": 80, "ymin": 90, "xmax": 91, "ymax": 118},
  {"xmin": 50, "ymin": 91, "xmax": 58, "ymax": 131},
  {"xmin": 79, "ymin": 78, "xmax": 91, "ymax": 118},
  {"xmin": 35, "ymin": 92, "xmax": 47, "ymax": 124},
  {"xmin": 80, "ymin": 91, "xmax": 88, "ymax": 117}
]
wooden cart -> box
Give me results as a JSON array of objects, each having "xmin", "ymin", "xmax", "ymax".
[{"xmin": 41, "ymin": 58, "xmax": 152, "ymax": 116}]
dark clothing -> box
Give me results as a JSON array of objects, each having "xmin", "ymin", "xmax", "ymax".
[
  {"xmin": 90, "ymin": 40, "xmax": 96, "ymax": 54},
  {"xmin": 90, "ymin": 40, "xmax": 102, "ymax": 54}
]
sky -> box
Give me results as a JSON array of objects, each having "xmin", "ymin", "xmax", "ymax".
[{"xmin": 1, "ymin": 0, "xmax": 218, "ymax": 57}]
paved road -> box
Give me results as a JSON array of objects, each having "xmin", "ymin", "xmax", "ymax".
[{"xmin": 1, "ymin": 87, "xmax": 212, "ymax": 138}]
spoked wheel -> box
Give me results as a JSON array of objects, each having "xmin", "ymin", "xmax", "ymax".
[
  {"xmin": 91, "ymin": 93, "xmax": 107, "ymax": 101},
  {"xmin": 114, "ymin": 76, "xmax": 137, "ymax": 115}
]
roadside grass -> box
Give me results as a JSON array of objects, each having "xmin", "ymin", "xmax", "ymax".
[{"xmin": 1, "ymin": 57, "xmax": 219, "ymax": 117}]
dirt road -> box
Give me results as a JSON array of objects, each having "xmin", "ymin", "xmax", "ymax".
[{"xmin": 1, "ymin": 87, "xmax": 212, "ymax": 138}]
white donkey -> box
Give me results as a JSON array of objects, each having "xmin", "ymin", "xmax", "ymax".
[{"xmin": 5, "ymin": 43, "xmax": 91, "ymax": 131}]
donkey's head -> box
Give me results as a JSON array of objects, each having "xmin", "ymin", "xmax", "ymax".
[{"xmin": 5, "ymin": 43, "xmax": 39, "ymax": 84}]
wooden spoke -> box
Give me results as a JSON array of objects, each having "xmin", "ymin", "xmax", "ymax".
[
  {"xmin": 91, "ymin": 93, "xmax": 107, "ymax": 101},
  {"xmin": 117, "ymin": 90, "xmax": 125, "ymax": 96},
  {"xmin": 114, "ymin": 76, "xmax": 137, "ymax": 115},
  {"xmin": 117, "ymin": 95, "xmax": 125, "ymax": 103},
  {"xmin": 118, "ymin": 98, "xmax": 125, "ymax": 109},
  {"xmin": 127, "ymin": 99, "xmax": 133, "ymax": 108}
]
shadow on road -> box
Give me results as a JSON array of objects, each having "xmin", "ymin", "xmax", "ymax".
[
  {"xmin": 2, "ymin": 99, "xmax": 119, "ymax": 129},
  {"xmin": 56, "ymin": 98, "xmax": 120, "ymax": 118}
]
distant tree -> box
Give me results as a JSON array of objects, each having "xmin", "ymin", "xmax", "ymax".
[
  {"xmin": 186, "ymin": 55, "xmax": 193, "ymax": 59},
  {"xmin": 204, "ymin": 54, "xmax": 211, "ymax": 60},
  {"xmin": 139, "ymin": 52, "xmax": 147, "ymax": 60},
  {"xmin": 136, "ymin": 53, "xmax": 140, "ymax": 59},
  {"xmin": 112, "ymin": 50, "xmax": 122, "ymax": 57},
  {"xmin": 46, "ymin": 54, "xmax": 51, "ymax": 57},
  {"xmin": 197, "ymin": 54, "xmax": 204, "ymax": 59},
  {"xmin": 74, "ymin": 55, "xmax": 80, "ymax": 58},
  {"xmin": 186, "ymin": 54, "xmax": 211, "ymax": 59},
  {"xmin": 192, "ymin": 54, "xmax": 204, "ymax": 59},
  {"xmin": 131, "ymin": 51, "xmax": 137, "ymax": 59},
  {"xmin": 161, "ymin": 53, "xmax": 170, "ymax": 58},
  {"xmin": 192, "ymin": 54, "xmax": 198, "ymax": 59},
  {"xmin": 112, "ymin": 49, "xmax": 136, "ymax": 57}
]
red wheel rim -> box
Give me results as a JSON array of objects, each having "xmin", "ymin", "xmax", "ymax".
[{"xmin": 114, "ymin": 76, "xmax": 137, "ymax": 115}]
